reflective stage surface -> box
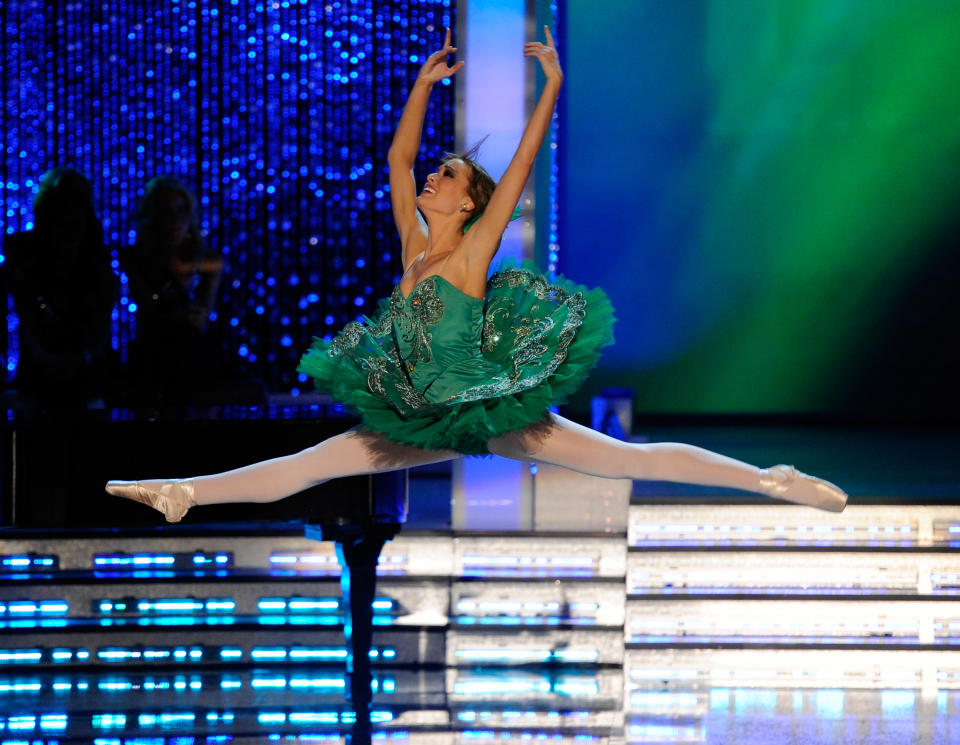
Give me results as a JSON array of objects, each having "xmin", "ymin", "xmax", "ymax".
[
  {"xmin": 1, "ymin": 423, "xmax": 959, "ymax": 744},
  {"xmin": 0, "ymin": 676, "xmax": 957, "ymax": 744}
]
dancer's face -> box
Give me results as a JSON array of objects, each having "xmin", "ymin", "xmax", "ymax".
[{"xmin": 418, "ymin": 159, "xmax": 474, "ymax": 219}]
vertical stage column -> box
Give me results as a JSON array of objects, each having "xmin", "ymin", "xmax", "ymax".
[{"xmin": 453, "ymin": 0, "xmax": 536, "ymax": 530}]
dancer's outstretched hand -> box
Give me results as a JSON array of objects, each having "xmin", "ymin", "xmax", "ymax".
[
  {"xmin": 524, "ymin": 25, "xmax": 562, "ymax": 82},
  {"xmin": 417, "ymin": 27, "xmax": 464, "ymax": 84}
]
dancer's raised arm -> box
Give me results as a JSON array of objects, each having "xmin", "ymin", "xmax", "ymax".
[
  {"xmin": 463, "ymin": 26, "xmax": 563, "ymax": 264},
  {"xmin": 387, "ymin": 27, "xmax": 464, "ymax": 271}
]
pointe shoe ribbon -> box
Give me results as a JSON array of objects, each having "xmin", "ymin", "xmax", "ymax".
[
  {"xmin": 758, "ymin": 465, "xmax": 848, "ymax": 513},
  {"xmin": 105, "ymin": 479, "xmax": 196, "ymax": 523}
]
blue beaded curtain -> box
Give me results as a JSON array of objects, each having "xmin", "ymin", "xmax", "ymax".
[{"xmin": 0, "ymin": 0, "xmax": 456, "ymax": 394}]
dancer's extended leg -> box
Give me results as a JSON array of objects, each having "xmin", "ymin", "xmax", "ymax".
[
  {"xmin": 107, "ymin": 428, "xmax": 459, "ymax": 521},
  {"xmin": 487, "ymin": 413, "xmax": 847, "ymax": 511},
  {"xmin": 191, "ymin": 429, "xmax": 457, "ymax": 505}
]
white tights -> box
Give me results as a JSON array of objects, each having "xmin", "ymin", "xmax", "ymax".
[{"xmin": 179, "ymin": 413, "xmax": 764, "ymax": 506}]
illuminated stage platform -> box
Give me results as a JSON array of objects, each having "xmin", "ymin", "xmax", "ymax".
[
  {"xmin": 1, "ymin": 499, "xmax": 960, "ymax": 743},
  {"xmin": 1, "ymin": 418, "xmax": 959, "ymax": 743}
]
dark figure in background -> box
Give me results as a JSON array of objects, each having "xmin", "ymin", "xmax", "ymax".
[
  {"xmin": 5, "ymin": 167, "xmax": 117, "ymax": 408},
  {"xmin": 122, "ymin": 176, "xmax": 223, "ymax": 406}
]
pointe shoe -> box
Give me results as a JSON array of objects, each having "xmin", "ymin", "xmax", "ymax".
[
  {"xmin": 106, "ymin": 479, "xmax": 196, "ymax": 523},
  {"xmin": 758, "ymin": 465, "xmax": 848, "ymax": 512}
]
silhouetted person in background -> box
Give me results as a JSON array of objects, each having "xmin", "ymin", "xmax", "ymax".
[
  {"xmin": 122, "ymin": 175, "xmax": 223, "ymax": 406},
  {"xmin": 5, "ymin": 167, "xmax": 117, "ymax": 409}
]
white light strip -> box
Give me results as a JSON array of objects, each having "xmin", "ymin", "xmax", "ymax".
[{"xmin": 455, "ymin": 0, "xmax": 533, "ymax": 533}]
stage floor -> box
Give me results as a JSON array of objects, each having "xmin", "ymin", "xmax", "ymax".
[
  {"xmin": 1, "ymin": 418, "xmax": 959, "ymax": 743},
  {"xmin": 0, "ymin": 671, "xmax": 957, "ymax": 744}
]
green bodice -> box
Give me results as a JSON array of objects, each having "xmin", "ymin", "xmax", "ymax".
[{"xmin": 392, "ymin": 274, "xmax": 499, "ymax": 403}]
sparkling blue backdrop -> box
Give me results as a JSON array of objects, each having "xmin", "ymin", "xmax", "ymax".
[{"xmin": 1, "ymin": 0, "xmax": 456, "ymax": 394}]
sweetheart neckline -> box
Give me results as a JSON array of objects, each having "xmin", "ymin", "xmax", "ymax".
[{"xmin": 397, "ymin": 273, "xmax": 484, "ymax": 303}]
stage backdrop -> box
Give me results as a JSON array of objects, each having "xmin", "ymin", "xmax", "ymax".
[
  {"xmin": 0, "ymin": 0, "xmax": 456, "ymax": 394},
  {"xmin": 561, "ymin": 0, "xmax": 960, "ymax": 420}
]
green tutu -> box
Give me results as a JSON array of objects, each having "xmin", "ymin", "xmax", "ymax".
[{"xmin": 297, "ymin": 258, "xmax": 616, "ymax": 455}]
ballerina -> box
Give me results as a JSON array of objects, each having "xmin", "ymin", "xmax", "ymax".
[{"xmin": 107, "ymin": 27, "xmax": 846, "ymax": 522}]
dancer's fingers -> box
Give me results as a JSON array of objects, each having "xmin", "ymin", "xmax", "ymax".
[
  {"xmin": 429, "ymin": 46, "xmax": 455, "ymax": 61},
  {"xmin": 544, "ymin": 25, "xmax": 555, "ymax": 48}
]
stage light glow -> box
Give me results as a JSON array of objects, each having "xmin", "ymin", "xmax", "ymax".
[
  {"xmin": 97, "ymin": 649, "xmax": 140, "ymax": 661},
  {"xmin": 553, "ymin": 680, "xmax": 600, "ymax": 697},
  {"xmin": 5, "ymin": 716, "xmax": 36, "ymax": 731},
  {"xmin": 269, "ymin": 555, "xmax": 300, "ymax": 565},
  {"xmin": 628, "ymin": 511, "xmax": 936, "ymax": 549},
  {"xmin": 462, "ymin": 555, "xmax": 594, "ymax": 567},
  {"xmin": 0, "ymin": 682, "xmax": 42, "ymax": 693},
  {"xmin": 287, "ymin": 599, "xmax": 340, "ymax": 611},
  {"xmin": 98, "ymin": 681, "xmax": 133, "ymax": 692},
  {"xmin": 460, "ymin": 552, "xmax": 598, "ymax": 579},
  {"xmin": 205, "ymin": 600, "xmax": 236, "ymax": 611},
  {"xmin": 193, "ymin": 553, "xmax": 233, "ymax": 566},
  {"xmin": 138, "ymin": 712, "xmax": 196, "ymax": 727},
  {"xmin": 139, "ymin": 600, "xmax": 202, "ymax": 612},
  {"xmin": 94, "ymin": 554, "xmax": 176, "ymax": 568},
  {"xmin": 91, "ymin": 713, "xmax": 127, "ymax": 729},
  {"xmin": 206, "ymin": 712, "xmax": 235, "ymax": 723},
  {"xmin": 1, "ymin": 555, "xmax": 57, "ymax": 571},
  {"xmin": 456, "ymin": 680, "xmax": 550, "ymax": 696},
  {"xmin": 289, "ymin": 677, "xmax": 345, "ymax": 690},
  {"xmin": 289, "ymin": 712, "xmax": 339, "ymax": 724},
  {"xmin": 0, "ymin": 600, "xmax": 68, "ymax": 616},
  {"xmin": 0, "ymin": 650, "xmax": 42, "ymax": 664},
  {"xmin": 628, "ymin": 722, "xmax": 703, "ymax": 741},
  {"xmin": 0, "ymin": 0, "xmax": 456, "ymax": 390},
  {"xmin": 288, "ymin": 648, "xmax": 346, "ymax": 661},
  {"xmin": 455, "ymin": 614, "xmax": 596, "ymax": 627},
  {"xmin": 251, "ymin": 677, "xmax": 288, "ymax": 689},
  {"xmin": 251, "ymin": 648, "xmax": 287, "ymax": 660},
  {"xmin": 630, "ymin": 691, "xmax": 701, "ymax": 709},
  {"xmin": 457, "ymin": 649, "xmax": 551, "ymax": 663},
  {"xmin": 455, "ymin": 648, "xmax": 600, "ymax": 664}
]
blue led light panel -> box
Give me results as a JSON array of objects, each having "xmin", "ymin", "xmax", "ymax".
[{"xmin": 0, "ymin": 0, "xmax": 456, "ymax": 391}]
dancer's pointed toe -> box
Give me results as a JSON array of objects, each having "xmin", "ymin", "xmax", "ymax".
[
  {"xmin": 758, "ymin": 464, "xmax": 848, "ymax": 513},
  {"xmin": 105, "ymin": 479, "xmax": 196, "ymax": 523},
  {"xmin": 105, "ymin": 480, "xmax": 138, "ymax": 499}
]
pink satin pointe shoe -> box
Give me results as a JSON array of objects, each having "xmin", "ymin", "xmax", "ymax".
[
  {"xmin": 758, "ymin": 465, "xmax": 848, "ymax": 512},
  {"xmin": 105, "ymin": 479, "xmax": 196, "ymax": 523}
]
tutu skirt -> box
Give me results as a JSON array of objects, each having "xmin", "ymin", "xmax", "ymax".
[{"xmin": 297, "ymin": 258, "xmax": 616, "ymax": 455}]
